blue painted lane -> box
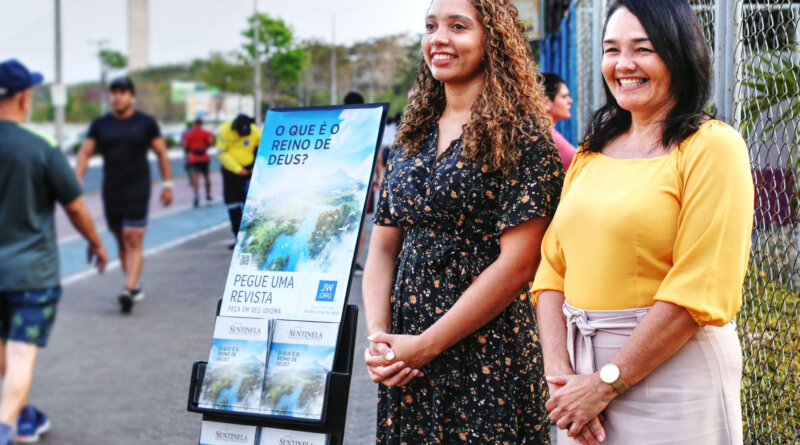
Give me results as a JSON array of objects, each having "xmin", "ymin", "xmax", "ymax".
[{"xmin": 59, "ymin": 201, "xmax": 230, "ymax": 279}]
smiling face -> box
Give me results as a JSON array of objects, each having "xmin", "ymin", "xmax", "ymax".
[
  {"xmin": 422, "ymin": 0, "xmax": 486, "ymax": 87},
  {"xmin": 547, "ymin": 83, "xmax": 572, "ymax": 122},
  {"xmin": 601, "ymin": 7, "xmax": 673, "ymax": 119}
]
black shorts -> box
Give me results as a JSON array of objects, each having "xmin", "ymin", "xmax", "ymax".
[
  {"xmin": 188, "ymin": 161, "xmax": 210, "ymax": 175},
  {"xmin": 104, "ymin": 201, "xmax": 149, "ymax": 233}
]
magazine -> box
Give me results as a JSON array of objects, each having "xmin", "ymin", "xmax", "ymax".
[
  {"xmin": 199, "ymin": 420, "xmax": 257, "ymax": 445},
  {"xmin": 198, "ymin": 316, "xmax": 272, "ymax": 411},
  {"xmin": 260, "ymin": 319, "xmax": 339, "ymax": 419},
  {"xmin": 258, "ymin": 427, "xmax": 329, "ymax": 445}
]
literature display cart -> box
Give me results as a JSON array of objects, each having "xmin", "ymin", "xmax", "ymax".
[
  {"xmin": 188, "ymin": 303, "xmax": 358, "ymax": 445},
  {"xmin": 186, "ymin": 104, "xmax": 389, "ymax": 445}
]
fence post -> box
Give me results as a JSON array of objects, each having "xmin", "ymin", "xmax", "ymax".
[
  {"xmin": 591, "ymin": 0, "xmax": 606, "ymax": 111},
  {"xmin": 713, "ymin": 0, "xmax": 740, "ymax": 125}
]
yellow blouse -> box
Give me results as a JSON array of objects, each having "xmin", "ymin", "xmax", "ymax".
[{"xmin": 530, "ymin": 120, "xmax": 754, "ymax": 326}]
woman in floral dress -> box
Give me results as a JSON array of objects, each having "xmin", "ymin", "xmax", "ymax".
[{"xmin": 362, "ymin": 0, "xmax": 564, "ymax": 443}]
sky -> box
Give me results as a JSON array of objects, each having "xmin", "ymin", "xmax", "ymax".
[{"xmin": 0, "ymin": 0, "xmax": 432, "ymax": 85}]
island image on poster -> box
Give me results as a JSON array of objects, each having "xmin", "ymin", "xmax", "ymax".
[
  {"xmin": 220, "ymin": 104, "xmax": 387, "ymax": 321},
  {"xmin": 198, "ymin": 316, "xmax": 271, "ymax": 412},
  {"xmin": 260, "ymin": 320, "xmax": 339, "ymax": 419}
]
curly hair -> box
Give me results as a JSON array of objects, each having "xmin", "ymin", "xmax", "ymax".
[{"xmin": 395, "ymin": 0, "xmax": 553, "ymax": 177}]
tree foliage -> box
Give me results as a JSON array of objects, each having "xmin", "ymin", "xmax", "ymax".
[
  {"xmin": 99, "ymin": 49, "xmax": 127, "ymax": 69},
  {"xmin": 191, "ymin": 53, "xmax": 252, "ymax": 95},
  {"xmin": 29, "ymin": 20, "xmax": 422, "ymax": 123},
  {"xmin": 241, "ymin": 13, "xmax": 307, "ymax": 108}
]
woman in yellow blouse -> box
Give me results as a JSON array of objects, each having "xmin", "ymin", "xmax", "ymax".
[{"xmin": 531, "ymin": 1, "xmax": 753, "ymax": 444}]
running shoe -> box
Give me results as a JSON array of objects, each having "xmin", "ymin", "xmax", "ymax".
[
  {"xmin": 353, "ymin": 263, "xmax": 364, "ymax": 275},
  {"xmin": 193, "ymin": 196, "xmax": 199, "ymax": 207},
  {"xmin": 16, "ymin": 405, "xmax": 50, "ymax": 443},
  {"xmin": 118, "ymin": 287, "xmax": 145, "ymax": 313}
]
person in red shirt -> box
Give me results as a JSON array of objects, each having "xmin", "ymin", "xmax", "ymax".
[
  {"xmin": 182, "ymin": 118, "xmax": 214, "ymax": 206},
  {"xmin": 542, "ymin": 72, "xmax": 577, "ymax": 171}
]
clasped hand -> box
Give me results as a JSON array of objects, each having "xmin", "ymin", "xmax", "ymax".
[
  {"xmin": 363, "ymin": 332, "xmax": 440, "ymax": 387},
  {"xmin": 546, "ymin": 373, "xmax": 618, "ymax": 445}
]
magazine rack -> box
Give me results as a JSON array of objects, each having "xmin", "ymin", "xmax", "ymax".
[{"xmin": 187, "ymin": 303, "xmax": 358, "ymax": 445}]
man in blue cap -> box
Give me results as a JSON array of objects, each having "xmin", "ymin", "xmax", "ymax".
[{"xmin": 0, "ymin": 59, "xmax": 108, "ymax": 443}]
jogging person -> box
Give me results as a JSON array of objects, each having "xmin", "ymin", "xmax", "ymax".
[
  {"xmin": 0, "ymin": 59, "xmax": 108, "ymax": 444},
  {"xmin": 75, "ymin": 76, "xmax": 173, "ymax": 313},
  {"xmin": 217, "ymin": 114, "xmax": 260, "ymax": 248},
  {"xmin": 182, "ymin": 117, "xmax": 214, "ymax": 207}
]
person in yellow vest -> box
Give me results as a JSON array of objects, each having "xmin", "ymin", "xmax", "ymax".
[{"xmin": 217, "ymin": 114, "xmax": 261, "ymax": 248}]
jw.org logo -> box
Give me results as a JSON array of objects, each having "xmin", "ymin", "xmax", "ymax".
[
  {"xmin": 214, "ymin": 428, "xmax": 249, "ymax": 443},
  {"xmin": 228, "ymin": 323, "xmax": 262, "ymax": 336},
  {"xmin": 315, "ymin": 280, "xmax": 337, "ymax": 302}
]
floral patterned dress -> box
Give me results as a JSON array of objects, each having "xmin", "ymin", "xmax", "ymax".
[{"xmin": 373, "ymin": 122, "xmax": 564, "ymax": 444}]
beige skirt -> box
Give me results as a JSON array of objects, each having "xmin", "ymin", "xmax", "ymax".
[{"xmin": 557, "ymin": 302, "xmax": 743, "ymax": 445}]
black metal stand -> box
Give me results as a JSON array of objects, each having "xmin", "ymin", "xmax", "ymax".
[{"xmin": 188, "ymin": 304, "xmax": 358, "ymax": 445}]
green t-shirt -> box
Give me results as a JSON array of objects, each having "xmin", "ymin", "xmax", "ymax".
[{"xmin": 0, "ymin": 120, "xmax": 82, "ymax": 291}]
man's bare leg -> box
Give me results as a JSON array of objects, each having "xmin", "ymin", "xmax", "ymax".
[
  {"xmin": 113, "ymin": 231, "xmax": 128, "ymax": 276},
  {"xmin": 121, "ymin": 227, "xmax": 145, "ymax": 291},
  {"xmin": 0, "ymin": 342, "xmax": 37, "ymax": 427},
  {"xmin": 203, "ymin": 172, "xmax": 211, "ymax": 200}
]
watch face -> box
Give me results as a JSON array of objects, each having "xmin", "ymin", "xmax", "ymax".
[{"xmin": 600, "ymin": 363, "xmax": 620, "ymax": 383}]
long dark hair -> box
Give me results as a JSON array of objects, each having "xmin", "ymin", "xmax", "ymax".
[
  {"xmin": 541, "ymin": 73, "xmax": 566, "ymax": 102},
  {"xmin": 582, "ymin": 0, "xmax": 711, "ymax": 152}
]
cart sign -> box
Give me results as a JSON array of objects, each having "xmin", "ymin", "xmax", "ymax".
[{"xmin": 220, "ymin": 104, "xmax": 388, "ymax": 322}]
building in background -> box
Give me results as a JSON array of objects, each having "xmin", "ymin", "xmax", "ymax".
[{"xmin": 128, "ymin": 0, "xmax": 149, "ymax": 71}]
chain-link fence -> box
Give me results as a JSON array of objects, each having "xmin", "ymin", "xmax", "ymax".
[
  {"xmin": 733, "ymin": 1, "xmax": 800, "ymax": 443},
  {"xmin": 567, "ymin": 0, "xmax": 799, "ymax": 442}
]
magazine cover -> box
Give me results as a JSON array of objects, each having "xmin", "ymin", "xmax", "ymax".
[
  {"xmin": 260, "ymin": 320, "xmax": 339, "ymax": 419},
  {"xmin": 198, "ymin": 316, "xmax": 271, "ymax": 411},
  {"xmin": 219, "ymin": 104, "xmax": 388, "ymax": 321},
  {"xmin": 199, "ymin": 420, "xmax": 257, "ymax": 445},
  {"xmin": 258, "ymin": 427, "xmax": 329, "ymax": 445}
]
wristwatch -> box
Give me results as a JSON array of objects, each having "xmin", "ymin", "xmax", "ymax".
[{"xmin": 599, "ymin": 362, "xmax": 630, "ymax": 395}]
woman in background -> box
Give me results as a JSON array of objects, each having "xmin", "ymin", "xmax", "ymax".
[{"xmin": 542, "ymin": 72, "xmax": 577, "ymax": 170}]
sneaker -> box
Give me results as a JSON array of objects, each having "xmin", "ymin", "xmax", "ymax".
[
  {"xmin": 193, "ymin": 196, "xmax": 200, "ymax": 208},
  {"xmin": 129, "ymin": 288, "xmax": 145, "ymax": 302},
  {"xmin": 118, "ymin": 287, "xmax": 145, "ymax": 313},
  {"xmin": 353, "ymin": 263, "xmax": 364, "ymax": 275},
  {"xmin": 206, "ymin": 194, "xmax": 213, "ymax": 202},
  {"xmin": 16, "ymin": 405, "xmax": 50, "ymax": 443},
  {"xmin": 228, "ymin": 242, "xmax": 236, "ymax": 250}
]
